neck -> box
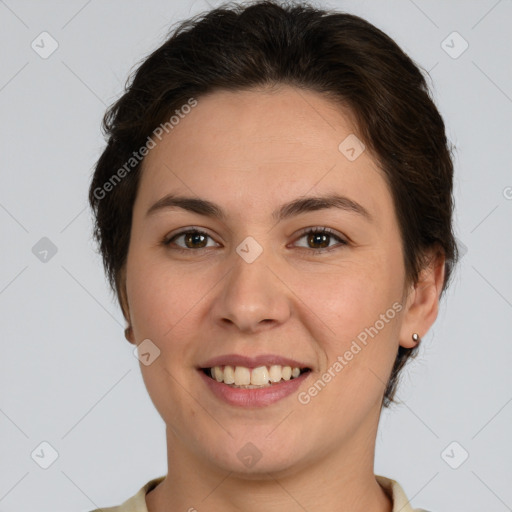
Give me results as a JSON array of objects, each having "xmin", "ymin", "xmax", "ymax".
[{"xmin": 146, "ymin": 410, "xmax": 392, "ymax": 512}]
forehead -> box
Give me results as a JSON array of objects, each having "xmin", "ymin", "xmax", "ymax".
[
  {"xmin": 135, "ymin": 85, "xmax": 390, "ymax": 221},
  {"xmin": 144, "ymin": 85, "xmax": 363, "ymax": 167}
]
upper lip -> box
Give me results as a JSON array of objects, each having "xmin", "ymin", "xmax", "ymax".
[{"xmin": 199, "ymin": 354, "xmax": 311, "ymax": 369}]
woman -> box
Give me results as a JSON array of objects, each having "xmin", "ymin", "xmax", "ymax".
[{"xmin": 88, "ymin": 1, "xmax": 458, "ymax": 510}]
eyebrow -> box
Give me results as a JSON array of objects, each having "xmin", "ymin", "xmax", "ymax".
[{"xmin": 145, "ymin": 193, "xmax": 373, "ymax": 223}]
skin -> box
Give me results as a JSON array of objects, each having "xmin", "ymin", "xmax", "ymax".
[{"xmin": 120, "ymin": 84, "xmax": 445, "ymax": 512}]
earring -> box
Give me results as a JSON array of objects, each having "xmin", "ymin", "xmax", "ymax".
[{"xmin": 412, "ymin": 333, "xmax": 421, "ymax": 343}]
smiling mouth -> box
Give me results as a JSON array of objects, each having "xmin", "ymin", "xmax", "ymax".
[{"xmin": 201, "ymin": 364, "xmax": 311, "ymax": 388}]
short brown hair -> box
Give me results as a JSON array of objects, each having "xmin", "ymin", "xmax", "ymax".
[{"xmin": 89, "ymin": 0, "xmax": 459, "ymax": 407}]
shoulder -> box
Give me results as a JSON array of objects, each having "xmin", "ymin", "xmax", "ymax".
[
  {"xmin": 375, "ymin": 475, "xmax": 433, "ymax": 512},
  {"xmin": 87, "ymin": 475, "xmax": 166, "ymax": 512}
]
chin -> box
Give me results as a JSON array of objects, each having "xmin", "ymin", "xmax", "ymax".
[
  {"xmin": 200, "ymin": 432, "xmax": 309, "ymax": 478},
  {"xmin": 216, "ymin": 453, "xmax": 303, "ymax": 479}
]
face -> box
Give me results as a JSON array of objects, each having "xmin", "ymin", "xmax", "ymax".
[{"xmin": 123, "ymin": 85, "xmax": 412, "ymax": 476}]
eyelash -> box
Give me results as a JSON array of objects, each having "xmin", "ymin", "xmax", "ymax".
[{"xmin": 162, "ymin": 226, "xmax": 347, "ymax": 254}]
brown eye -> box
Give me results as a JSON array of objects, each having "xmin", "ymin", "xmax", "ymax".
[
  {"xmin": 182, "ymin": 231, "xmax": 208, "ymax": 249},
  {"xmin": 307, "ymin": 231, "xmax": 330, "ymax": 249},
  {"xmin": 164, "ymin": 229, "xmax": 217, "ymax": 250},
  {"xmin": 294, "ymin": 228, "xmax": 347, "ymax": 252}
]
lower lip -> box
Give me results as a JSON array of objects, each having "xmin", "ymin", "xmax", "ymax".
[{"xmin": 199, "ymin": 370, "xmax": 310, "ymax": 408}]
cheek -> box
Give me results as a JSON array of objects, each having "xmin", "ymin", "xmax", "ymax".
[
  {"xmin": 125, "ymin": 255, "xmax": 190, "ymax": 342},
  {"xmin": 126, "ymin": 259, "xmax": 203, "ymax": 423},
  {"xmin": 292, "ymin": 258, "xmax": 403, "ymax": 399},
  {"xmin": 292, "ymin": 259, "xmax": 396, "ymax": 337}
]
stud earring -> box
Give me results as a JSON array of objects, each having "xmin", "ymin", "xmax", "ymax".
[{"xmin": 412, "ymin": 333, "xmax": 421, "ymax": 343}]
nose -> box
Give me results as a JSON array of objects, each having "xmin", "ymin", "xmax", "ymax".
[{"xmin": 211, "ymin": 246, "xmax": 292, "ymax": 334}]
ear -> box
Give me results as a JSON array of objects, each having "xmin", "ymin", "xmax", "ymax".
[
  {"xmin": 398, "ymin": 247, "xmax": 446, "ymax": 348},
  {"xmin": 117, "ymin": 266, "xmax": 136, "ymax": 345}
]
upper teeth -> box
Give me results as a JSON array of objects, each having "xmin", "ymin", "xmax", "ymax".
[{"xmin": 209, "ymin": 365, "xmax": 303, "ymax": 387}]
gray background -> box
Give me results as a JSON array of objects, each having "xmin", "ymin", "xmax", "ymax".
[{"xmin": 1, "ymin": 0, "xmax": 511, "ymax": 511}]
